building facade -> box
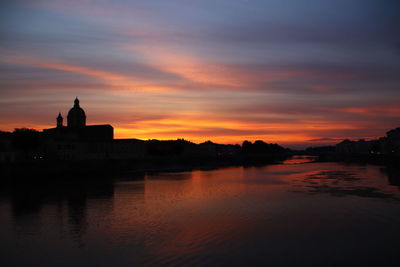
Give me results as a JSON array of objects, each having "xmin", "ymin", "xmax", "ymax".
[{"xmin": 43, "ymin": 98, "xmax": 115, "ymax": 160}]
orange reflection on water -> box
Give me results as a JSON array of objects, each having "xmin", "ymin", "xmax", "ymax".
[
  {"xmin": 106, "ymin": 166, "xmax": 290, "ymax": 261},
  {"xmin": 109, "ymin": 166, "xmax": 287, "ymax": 226}
]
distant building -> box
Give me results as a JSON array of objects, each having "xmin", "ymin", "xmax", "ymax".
[
  {"xmin": 335, "ymin": 127, "xmax": 400, "ymax": 156},
  {"xmin": 378, "ymin": 128, "xmax": 400, "ymax": 156},
  {"xmin": 336, "ymin": 139, "xmax": 377, "ymax": 155},
  {"xmin": 42, "ymin": 98, "xmax": 115, "ymax": 160},
  {"xmin": 43, "ymin": 98, "xmax": 113, "ymax": 141},
  {"xmin": 1, "ymin": 97, "xmax": 286, "ymax": 163}
]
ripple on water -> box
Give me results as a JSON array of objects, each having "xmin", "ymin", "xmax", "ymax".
[{"xmin": 1, "ymin": 160, "xmax": 400, "ymax": 266}]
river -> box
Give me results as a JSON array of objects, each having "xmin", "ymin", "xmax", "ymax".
[{"xmin": 1, "ymin": 156, "xmax": 399, "ymax": 266}]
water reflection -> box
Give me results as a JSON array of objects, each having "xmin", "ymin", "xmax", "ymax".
[
  {"xmin": 304, "ymin": 170, "xmax": 398, "ymax": 200},
  {"xmin": 4, "ymin": 179, "xmax": 117, "ymax": 246},
  {"xmin": 382, "ymin": 166, "xmax": 400, "ymax": 188},
  {"xmin": 290, "ymin": 163, "xmax": 400, "ymax": 201},
  {"xmin": 1, "ymin": 158, "xmax": 400, "ymax": 266},
  {"xmin": 146, "ymin": 171, "xmax": 193, "ymax": 180}
]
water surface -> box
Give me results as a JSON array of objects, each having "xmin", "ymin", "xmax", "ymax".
[{"xmin": 1, "ymin": 157, "xmax": 400, "ymax": 266}]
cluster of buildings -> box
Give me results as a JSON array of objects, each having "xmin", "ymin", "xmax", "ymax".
[
  {"xmin": 0, "ymin": 98, "xmax": 248, "ymax": 162},
  {"xmin": 335, "ymin": 128, "xmax": 400, "ymax": 156},
  {"xmin": 5, "ymin": 97, "xmax": 396, "ymax": 163}
]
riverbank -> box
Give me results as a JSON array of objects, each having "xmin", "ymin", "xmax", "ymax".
[
  {"xmin": 1, "ymin": 153, "xmax": 292, "ymax": 182},
  {"xmin": 313, "ymin": 153, "xmax": 399, "ymax": 166}
]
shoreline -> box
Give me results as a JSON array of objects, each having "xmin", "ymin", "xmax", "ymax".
[
  {"xmin": 313, "ymin": 153, "xmax": 400, "ymax": 166},
  {"xmin": 0, "ymin": 153, "xmax": 292, "ymax": 182},
  {"xmin": 2, "ymin": 153, "xmax": 398, "ymax": 184}
]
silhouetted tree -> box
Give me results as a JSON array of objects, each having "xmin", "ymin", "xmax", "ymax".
[
  {"xmin": 242, "ymin": 140, "xmax": 252, "ymax": 153},
  {"xmin": 242, "ymin": 140, "xmax": 285, "ymax": 154},
  {"xmin": 12, "ymin": 128, "xmax": 41, "ymax": 152}
]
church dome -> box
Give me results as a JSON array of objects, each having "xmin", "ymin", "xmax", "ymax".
[{"xmin": 67, "ymin": 97, "xmax": 86, "ymax": 128}]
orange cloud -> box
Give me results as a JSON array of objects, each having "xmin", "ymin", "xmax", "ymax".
[
  {"xmin": 339, "ymin": 107, "xmax": 400, "ymax": 117},
  {"xmin": 0, "ymin": 56, "xmax": 173, "ymax": 93},
  {"xmin": 127, "ymin": 45, "xmax": 250, "ymax": 88}
]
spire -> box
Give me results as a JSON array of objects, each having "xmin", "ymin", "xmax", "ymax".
[
  {"xmin": 74, "ymin": 97, "xmax": 79, "ymax": 107},
  {"xmin": 57, "ymin": 112, "xmax": 63, "ymax": 128}
]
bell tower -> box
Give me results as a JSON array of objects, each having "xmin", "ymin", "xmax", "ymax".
[{"xmin": 57, "ymin": 112, "xmax": 63, "ymax": 128}]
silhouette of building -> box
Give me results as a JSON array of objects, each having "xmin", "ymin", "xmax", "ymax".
[
  {"xmin": 36, "ymin": 98, "xmax": 148, "ymax": 161},
  {"xmin": 335, "ymin": 128, "xmax": 400, "ymax": 156},
  {"xmin": 378, "ymin": 128, "xmax": 400, "ymax": 156},
  {"xmin": 41, "ymin": 98, "xmax": 116, "ymax": 160},
  {"xmin": 0, "ymin": 97, "xmax": 286, "ymax": 163},
  {"xmin": 57, "ymin": 113, "xmax": 63, "ymax": 128},
  {"xmin": 335, "ymin": 139, "xmax": 377, "ymax": 154},
  {"xmin": 43, "ymin": 98, "xmax": 113, "ymax": 141}
]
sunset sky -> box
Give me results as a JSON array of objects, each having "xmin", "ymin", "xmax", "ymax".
[{"xmin": 1, "ymin": 0, "xmax": 399, "ymax": 148}]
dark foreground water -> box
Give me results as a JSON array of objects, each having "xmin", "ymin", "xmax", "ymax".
[{"xmin": 1, "ymin": 156, "xmax": 400, "ymax": 266}]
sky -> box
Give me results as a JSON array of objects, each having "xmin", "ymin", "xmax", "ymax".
[{"xmin": 0, "ymin": 0, "xmax": 399, "ymax": 148}]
